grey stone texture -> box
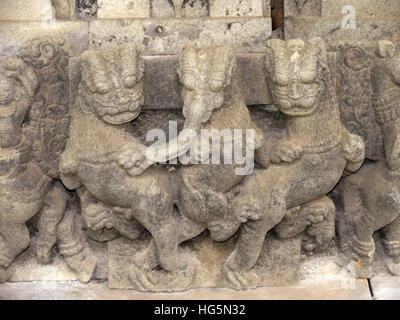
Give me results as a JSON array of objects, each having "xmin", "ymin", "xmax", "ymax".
[
  {"xmin": 284, "ymin": 0, "xmax": 400, "ymax": 44},
  {"xmin": 97, "ymin": 0, "xmax": 151, "ymax": 19},
  {"xmin": 0, "ymin": 0, "xmax": 53, "ymax": 21},
  {"xmin": 1, "ymin": 0, "xmax": 400, "ymax": 295},
  {"xmin": 88, "ymin": 17, "xmax": 272, "ymax": 55}
]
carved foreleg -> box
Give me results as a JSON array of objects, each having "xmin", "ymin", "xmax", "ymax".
[
  {"xmin": 35, "ymin": 181, "xmax": 71, "ymax": 264},
  {"xmin": 381, "ymin": 215, "xmax": 400, "ymax": 276},
  {"xmin": 57, "ymin": 199, "xmax": 97, "ymax": 283},
  {"xmin": 222, "ymin": 194, "xmax": 286, "ymax": 289}
]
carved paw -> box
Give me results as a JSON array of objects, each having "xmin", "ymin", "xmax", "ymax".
[
  {"xmin": 221, "ymin": 252, "xmax": 259, "ymax": 290},
  {"xmin": 221, "ymin": 267, "xmax": 259, "ymax": 290},
  {"xmin": 130, "ymin": 250, "xmax": 197, "ymax": 292},
  {"xmin": 270, "ymin": 140, "xmax": 303, "ymax": 163},
  {"xmin": 64, "ymin": 251, "xmax": 97, "ymax": 284},
  {"xmin": 117, "ymin": 148, "xmax": 153, "ymax": 176}
]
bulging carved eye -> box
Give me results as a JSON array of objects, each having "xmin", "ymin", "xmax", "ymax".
[
  {"xmin": 183, "ymin": 73, "xmax": 196, "ymax": 91},
  {"xmin": 95, "ymin": 81, "xmax": 110, "ymax": 94},
  {"xmin": 123, "ymin": 75, "xmax": 137, "ymax": 88}
]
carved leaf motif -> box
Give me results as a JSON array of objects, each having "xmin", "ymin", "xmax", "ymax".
[
  {"xmin": 19, "ymin": 37, "xmax": 74, "ymax": 178},
  {"xmin": 329, "ymin": 42, "xmax": 384, "ymax": 161}
]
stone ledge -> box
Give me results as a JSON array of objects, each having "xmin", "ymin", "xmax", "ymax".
[
  {"xmin": 370, "ymin": 277, "xmax": 400, "ymax": 300},
  {"xmin": 88, "ymin": 17, "xmax": 272, "ymax": 55},
  {"xmin": 0, "ymin": 279, "xmax": 371, "ymax": 300}
]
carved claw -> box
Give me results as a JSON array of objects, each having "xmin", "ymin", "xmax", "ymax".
[
  {"xmin": 222, "ymin": 266, "xmax": 259, "ymax": 290},
  {"xmin": 221, "ymin": 251, "xmax": 259, "ymax": 290},
  {"xmin": 117, "ymin": 148, "xmax": 153, "ymax": 176},
  {"xmin": 270, "ymin": 139, "xmax": 303, "ymax": 163}
]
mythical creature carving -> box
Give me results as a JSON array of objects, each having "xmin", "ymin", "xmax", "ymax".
[
  {"xmin": 339, "ymin": 40, "xmax": 400, "ymax": 279},
  {"xmin": 117, "ymin": 44, "xmax": 265, "ymax": 291},
  {"xmin": 219, "ymin": 38, "xmax": 365, "ymax": 289},
  {"xmin": 59, "ymin": 46, "xmax": 174, "ymax": 266},
  {"xmin": 0, "ymin": 37, "xmax": 96, "ymax": 283}
]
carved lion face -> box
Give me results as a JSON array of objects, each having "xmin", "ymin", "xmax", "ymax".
[
  {"xmin": 265, "ymin": 38, "xmax": 327, "ymax": 117},
  {"xmin": 80, "ymin": 46, "xmax": 145, "ymax": 125},
  {"xmin": 178, "ymin": 44, "xmax": 235, "ymax": 128}
]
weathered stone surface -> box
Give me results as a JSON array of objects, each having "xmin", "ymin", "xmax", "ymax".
[
  {"xmin": 370, "ymin": 276, "xmax": 400, "ymax": 300},
  {"xmin": 209, "ymin": 0, "xmax": 264, "ymax": 17},
  {"xmin": 97, "ymin": 0, "xmax": 151, "ymax": 19},
  {"xmin": 285, "ymin": 17, "xmax": 400, "ymax": 43},
  {"xmin": 321, "ymin": 0, "xmax": 400, "ymax": 18},
  {"xmin": 69, "ymin": 53, "xmax": 272, "ymax": 110},
  {"xmin": 335, "ymin": 40, "xmax": 400, "ymax": 279},
  {"xmin": 0, "ymin": 21, "xmax": 89, "ymax": 55},
  {"xmin": 284, "ymin": 0, "xmax": 321, "ymax": 17},
  {"xmin": 0, "ymin": 0, "xmax": 53, "ymax": 22},
  {"xmin": 88, "ymin": 17, "xmax": 272, "ymax": 54},
  {"xmin": 51, "ymin": 0, "xmax": 76, "ymax": 20},
  {"xmin": 0, "ymin": 38, "xmax": 96, "ymax": 284},
  {"xmin": 77, "ymin": 0, "xmax": 98, "ymax": 19},
  {"xmin": 108, "ymin": 232, "xmax": 301, "ymax": 291},
  {"xmin": 328, "ymin": 41, "xmax": 384, "ymax": 161},
  {"xmin": 151, "ymin": 0, "xmax": 210, "ymax": 19},
  {"xmin": 0, "ymin": 278, "xmax": 372, "ymax": 300}
]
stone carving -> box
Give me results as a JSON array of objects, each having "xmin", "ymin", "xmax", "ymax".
[
  {"xmin": 338, "ymin": 41, "xmax": 400, "ymax": 279},
  {"xmin": 59, "ymin": 46, "xmax": 153, "ymax": 254},
  {"xmin": 0, "ymin": 37, "xmax": 96, "ymax": 284},
  {"xmin": 117, "ymin": 44, "xmax": 266, "ymax": 291},
  {"xmin": 51, "ymin": 0, "xmax": 75, "ymax": 19},
  {"xmin": 220, "ymin": 38, "xmax": 365, "ymax": 289},
  {"xmin": 329, "ymin": 42, "xmax": 384, "ymax": 161},
  {"xmin": 172, "ymin": 0, "xmax": 184, "ymax": 18}
]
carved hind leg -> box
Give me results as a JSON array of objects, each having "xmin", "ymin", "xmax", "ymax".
[
  {"xmin": 57, "ymin": 199, "xmax": 97, "ymax": 283},
  {"xmin": 222, "ymin": 196, "xmax": 286, "ymax": 289},
  {"xmin": 35, "ymin": 182, "xmax": 70, "ymax": 264},
  {"xmin": 0, "ymin": 223, "xmax": 31, "ymax": 283},
  {"xmin": 131, "ymin": 188, "xmax": 183, "ymax": 272},
  {"xmin": 353, "ymin": 212, "xmax": 376, "ymax": 279},
  {"xmin": 381, "ymin": 215, "xmax": 400, "ymax": 276}
]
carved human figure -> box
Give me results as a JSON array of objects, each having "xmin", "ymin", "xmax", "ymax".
[
  {"xmin": 340, "ymin": 40, "xmax": 400, "ymax": 278},
  {"xmin": 59, "ymin": 46, "xmax": 186, "ymax": 273},
  {"xmin": 0, "ymin": 52, "xmax": 94, "ymax": 283},
  {"xmin": 220, "ymin": 38, "xmax": 365, "ymax": 289}
]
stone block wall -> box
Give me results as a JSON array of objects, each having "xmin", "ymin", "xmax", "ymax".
[{"xmin": 284, "ymin": 0, "xmax": 400, "ymax": 44}]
